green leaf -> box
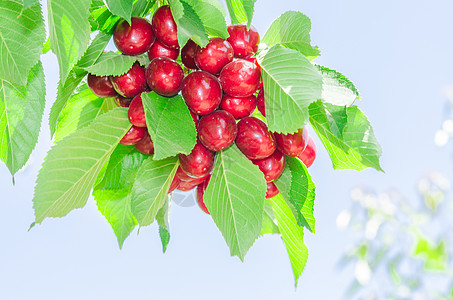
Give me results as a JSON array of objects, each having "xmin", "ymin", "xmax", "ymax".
[
  {"xmin": 260, "ymin": 199, "xmax": 279, "ymax": 236},
  {"xmin": 47, "ymin": 0, "xmax": 91, "ymax": 83},
  {"xmin": 184, "ymin": 0, "xmax": 229, "ymax": 39},
  {"xmin": 225, "ymin": 0, "xmax": 255, "ymax": 28},
  {"xmin": 75, "ymin": 32, "xmax": 112, "ymax": 70},
  {"xmin": 0, "ymin": 62, "xmax": 45, "ymax": 176},
  {"xmin": 257, "ymin": 45, "xmax": 322, "ymax": 134},
  {"xmin": 414, "ymin": 236, "xmax": 448, "ymax": 271},
  {"xmin": 156, "ymin": 195, "xmax": 171, "ymax": 253},
  {"xmin": 90, "ymin": 6, "xmax": 121, "ymax": 34},
  {"xmin": 274, "ymin": 157, "xmax": 316, "ymax": 232},
  {"xmin": 22, "ymin": 0, "xmax": 39, "ymax": 9},
  {"xmin": 262, "ymin": 11, "xmax": 320, "ymax": 60},
  {"xmin": 142, "ymin": 92, "xmax": 197, "ymax": 160},
  {"xmin": 309, "ymin": 101, "xmax": 383, "ymax": 171},
  {"xmin": 132, "ymin": 0, "xmax": 157, "ymax": 17},
  {"xmin": 0, "ymin": 0, "xmax": 45, "ymax": 86},
  {"xmin": 42, "ymin": 37, "xmax": 51, "ymax": 54},
  {"xmin": 33, "ymin": 108, "xmax": 131, "ymax": 223},
  {"xmin": 83, "ymin": 51, "xmax": 145, "ymax": 76},
  {"xmin": 316, "ymin": 65, "xmax": 360, "ymax": 106},
  {"xmin": 204, "ymin": 144, "xmax": 267, "ymax": 260},
  {"xmin": 130, "ymin": 157, "xmax": 179, "ymax": 226},
  {"xmin": 270, "ymin": 193, "xmax": 308, "ymax": 287},
  {"xmin": 106, "ymin": 0, "xmax": 133, "ymax": 23}
]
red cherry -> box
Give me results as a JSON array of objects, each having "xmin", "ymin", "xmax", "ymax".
[
  {"xmin": 110, "ymin": 63, "xmax": 146, "ymax": 98},
  {"xmin": 113, "ymin": 17, "xmax": 155, "ymax": 55},
  {"xmin": 194, "ymin": 38, "xmax": 234, "ymax": 75},
  {"xmin": 181, "ymin": 39, "xmax": 200, "ymax": 69},
  {"xmin": 252, "ymin": 150, "xmax": 285, "ymax": 182},
  {"xmin": 146, "ymin": 57, "xmax": 184, "ymax": 97},
  {"xmin": 266, "ymin": 182, "xmax": 279, "ymax": 199},
  {"xmin": 182, "ymin": 71, "xmax": 222, "ymax": 115},
  {"xmin": 297, "ymin": 135, "xmax": 317, "ymax": 168},
  {"xmin": 120, "ymin": 126, "xmax": 146, "ymax": 145},
  {"xmin": 196, "ymin": 175, "xmax": 211, "ymax": 214},
  {"xmin": 115, "ymin": 95, "xmax": 132, "ymax": 107},
  {"xmin": 148, "ymin": 39, "xmax": 180, "ymax": 60},
  {"xmin": 219, "ymin": 60, "xmax": 261, "ymax": 97},
  {"xmin": 235, "ymin": 117, "xmax": 277, "ymax": 160},
  {"xmin": 197, "ymin": 110, "xmax": 237, "ymax": 151},
  {"xmin": 168, "ymin": 175, "xmax": 181, "ymax": 194},
  {"xmin": 190, "ymin": 111, "xmax": 199, "ymax": 126},
  {"xmin": 152, "ymin": 5, "xmax": 178, "ymax": 49},
  {"xmin": 256, "ymin": 90, "xmax": 265, "ymax": 116},
  {"xmin": 87, "ymin": 74, "xmax": 117, "ymax": 98},
  {"xmin": 128, "ymin": 94, "xmax": 146, "ymax": 127},
  {"xmin": 177, "ymin": 180, "xmax": 198, "ymax": 191},
  {"xmin": 134, "ymin": 132, "xmax": 154, "ymax": 155},
  {"xmin": 245, "ymin": 57, "xmax": 261, "ymax": 71},
  {"xmin": 227, "ymin": 25, "xmax": 260, "ymax": 58},
  {"xmin": 219, "ymin": 94, "xmax": 256, "ymax": 119},
  {"xmin": 275, "ymin": 127, "xmax": 309, "ymax": 157},
  {"xmin": 179, "ymin": 141, "xmax": 214, "ymax": 178},
  {"xmin": 175, "ymin": 166, "xmax": 197, "ymax": 181}
]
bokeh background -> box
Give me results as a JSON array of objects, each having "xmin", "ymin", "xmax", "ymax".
[{"xmin": 2, "ymin": 0, "xmax": 453, "ymax": 299}]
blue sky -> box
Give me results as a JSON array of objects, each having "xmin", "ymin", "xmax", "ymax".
[{"xmin": 1, "ymin": 0, "xmax": 453, "ymax": 299}]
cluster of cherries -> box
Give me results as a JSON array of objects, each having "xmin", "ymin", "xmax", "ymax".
[{"xmin": 87, "ymin": 5, "xmax": 317, "ymax": 214}]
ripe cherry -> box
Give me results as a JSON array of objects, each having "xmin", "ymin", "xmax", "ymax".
[
  {"xmin": 146, "ymin": 57, "xmax": 184, "ymax": 97},
  {"xmin": 110, "ymin": 63, "xmax": 146, "ymax": 98},
  {"xmin": 219, "ymin": 94, "xmax": 257, "ymax": 119},
  {"xmin": 196, "ymin": 175, "xmax": 211, "ymax": 214},
  {"xmin": 235, "ymin": 117, "xmax": 277, "ymax": 160},
  {"xmin": 177, "ymin": 180, "xmax": 198, "ymax": 192},
  {"xmin": 168, "ymin": 175, "xmax": 181, "ymax": 194},
  {"xmin": 115, "ymin": 95, "xmax": 132, "ymax": 107},
  {"xmin": 198, "ymin": 110, "xmax": 237, "ymax": 151},
  {"xmin": 275, "ymin": 127, "xmax": 308, "ymax": 157},
  {"xmin": 175, "ymin": 166, "xmax": 197, "ymax": 182},
  {"xmin": 87, "ymin": 74, "xmax": 117, "ymax": 97},
  {"xmin": 194, "ymin": 38, "xmax": 234, "ymax": 75},
  {"xmin": 297, "ymin": 135, "xmax": 317, "ymax": 168},
  {"xmin": 266, "ymin": 182, "xmax": 279, "ymax": 199},
  {"xmin": 246, "ymin": 57, "xmax": 263, "ymax": 90},
  {"xmin": 179, "ymin": 141, "xmax": 214, "ymax": 178},
  {"xmin": 182, "ymin": 71, "xmax": 222, "ymax": 115},
  {"xmin": 256, "ymin": 90, "xmax": 265, "ymax": 116},
  {"xmin": 128, "ymin": 94, "xmax": 146, "ymax": 127},
  {"xmin": 135, "ymin": 132, "xmax": 154, "ymax": 155},
  {"xmin": 190, "ymin": 111, "xmax": 199, "ymax": 126},
  {"xmin": 252, "ymin": 150, "xmax": 285, "ymax": 182},
  {"xmin": 152, "ymin": 5, "xmax": 178, "ymax": 49},
  {"xmin": 227, "ymin": 25, "xmax": 260, "ymax": 58},
  {"xmin": 113, "ymin": 17, "xmax": 155, "ymax": 55},
  {"xmin": 148, "ymin": 39, "xmax": 180, "ymax": 60},
  {"xmin": 220, "ymin": 60, "xmax": 261, "ymax": 97},
  {"xmin": 181, "ymin": 39, "xmax": 200, "ymax": 69},
  {"xmin": 120, "ymin": 126, "xmax": 146, "ymax": 145}
]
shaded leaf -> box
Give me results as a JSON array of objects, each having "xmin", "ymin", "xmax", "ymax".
[{"xmin": 106, "ymin": 0, "xmax": 133, "ymax": 23}]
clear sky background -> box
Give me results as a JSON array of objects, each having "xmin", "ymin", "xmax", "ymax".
[{"xmin": 1, "ymin": 0, "xmax": 453, "ymax": 299}]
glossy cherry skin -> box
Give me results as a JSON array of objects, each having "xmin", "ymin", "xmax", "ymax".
[
  {"xmin": 235, "ymin": 117, "xmax": 277, "ymax": 160},
  {"xmin": 274, "ymin": 127, "xmax": 309, "ymax": 157},
  {"xmin": 266, "ymin": 182, "xmax": 279, "ymax": 199},
  {"xmin": 146, "ymin": 57, "xmax": 184, "ymax": 97},
  {"xmin": 148, "ymin": 39, "xmax": 179, "ymax": 60},
  {"xmin": 245, "ymin": 57, "xmax": 263, "ymax": 89},
  {"xmin": 168, "ymin": 175, "xmax": 181, "ymax": 194},
  {"xmin": 113, "ymin": 17, "xmax": 155, "ymax": 55},
  {"xmin": 197, "ymin": 110, "xmax": 237, "ymax": 151},
  {"xmin": 179, "ymin": 141, "xmax": 214, "ymax": 178},
  {"xmin": 181, "ymin": 39, "xmax": 200, "ymax": 69},
  {"xmin": 120, "ymin": 126, "xmax": 146, "ymax": 145},
  {"xmin": 135, "ymin": 132, "xmax": 155, "ymax": 155},
  {"xmin": 220, "ymin": 60, "xmax": 261, "ymax": 97},
  {"xmin": 110, "ymin": 63, "xmax": 146, "ymax": 98},
  {"xmin": 219, "ymin": 94, "xmax": 256, "ymax": 119},
  {"xmin": 190, "ymin": 111, "xmax": 199, "ymax": 126},
  {"xmin": 227, "ymin": 25, "xmax": 260, "ymax": 58},
  {"xmin": 176, "ymin": 166, "xmax": 199, "ymax": 182},
  {"xmin": 177, "ymin": 180, "xmax": 198, "ymax": 191},
  {"xmin": 115, "ymin": 95, "xmax": 132, "ymax": 107},
  {"xmin": 196, "ymin": 175, "xmax": 211, "ymax": 214},
  {"xmin": 297, "ymin": 135, "xmax": 317, "ymax": 168},
  {"xmin": 128, "ymin": 94, "xmax": 146, "ymax": 127},
  {"xmin": 182, "ymin": 71, "xmax": 222, "ymax": 115},
  {"xmin": 194, "ymin": 38, "xmax": 234, "ymax": 75},
  {"xmin": 152, "ymin": 5, "xmax": 178, "ymax": 49},
  {"xmin": 256, "ymin": 90, "xmax": 265, "ymax": 116},
  {"xmin": 252, "ymin": 150, "xmax": 285, "ymax": 182},
  {"xmin": 87, "ymin": 74, "xmax": 117, "ymax": 97}
]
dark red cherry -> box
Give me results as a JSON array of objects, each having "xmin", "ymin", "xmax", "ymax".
[
  {"xmin": 235, "ymin": 117, "xmax": 277, "ymax": 160},
  {"xmin": 194, "ymin": 38, "xmax": 234, "ymax": 75},
  {"xmin": 256, "ymin": 90, "xmax": 265, "ymax": 116},
  {"xmin": 275, "ymin": 127, "xmax": 309, "ymax": 157},
  {"xmin": 168, "ymin": 175, "xmax": 181, "ymax": 194},
  {"xmin": 177, "ymin": 180, "xmax": 198, "ymax": 191},
  {"xmin": 197, "ymin": 110, "xmax": 237, "ymax": 151},
  {"xmin": 219, "ymin": 60, "xmax": 261, "ymax": 97},
  {"xmin": 110, "ymin": 63, "xmax": 146, "ymax": 98},
  {"xmin": 181, "ymin": 39, "xmax": 200, "ymax": 69},
  {"xmin": 152, "ymin": 5, "xmax": 178, "ymax": 49},
  {"xmin": 252, "ymin": 150, "xmax": 285, "ymax": 182},
  {"xmin": 266, "ymin": 182, "xmax": 279, "ymax": 199},
  {"xmin": 227, "ymin": 25, "xmax": 260, "ymax": 58},
  {"xmin": 196, "ymin": 175, "xmax": 211, "ymax": 214},
  {"xmin": 297, "ymin": 135, "xmax": 317, "ymax": 168},
  {"xmin": 113, "ymin": 17, "xmax": 155, "ymax": 55},
  {"xmin": 115, "ymin": 95, "xmax": 132, "ymax": 107},
  {"xmin": 219, "ymin": 94, "xmax": 256, "ymax": 119},
  {"xmin": 128, "ymin": 94, "xmax": 146, "ymax": 127},
  {"xmin": 120, "ymin": 126, "xmax": 146, "ymax": 145},
  {"xmin": 87, "ymin": 74, "xmax": 117, "ymax": 97},
  {"xmin": 182, "ymin": 71, "xmax": 222, "ymax": 115},
  {"xmin": 148, "ymin": 39, "xmax": 179, "ymax": 60},
  {"xmin": 190, "ymin": 111, "xmax": 199, "ymax": 126},
  {"xmin": 179, "ymin": 141, "xmax": 214, "ymax": 178},
  {"xmin": 146, "ymin": 57, "xmax": 184, "ymax": 97},
  {"xmin": 175, "ymin": 166, "xmax": 196, "ymax": 182},
  {"xmin": 134, "ymin": 132, "xmax": 154, "ymax": 155}
]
